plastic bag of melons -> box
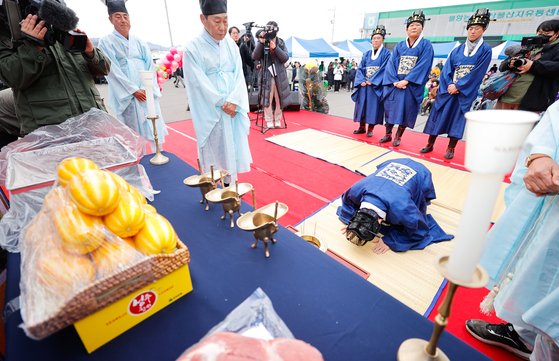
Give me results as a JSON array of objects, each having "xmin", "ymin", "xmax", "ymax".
[{"xmin": 20, "ymin": 157, "xmax": 180, "ymax": 339}]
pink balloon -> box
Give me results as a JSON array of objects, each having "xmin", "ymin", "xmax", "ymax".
[
  {"xmin": 166, "ymin": 53, "xmax": 174, "ymax": 62},
  {"xmin": 166, "ymin": 67, "xmax": 172, "ymax": 75},
  {"xmin": 157, "ymin": 70, "xmax": 164, "ymax": 78},
  {"xmin": 163, "ymin": 59, "xmax": 172, "ymax": 68},
  {"xmin": 169, "ymin": 47, "xmax": 177, "ymax": 55},
  {"xmin": 171, "ymin": 61, "xmax": 179, "ymax": 71},
  {"xmin": 173, "ymin": 54, "xmax": 181, "ymax": 62}
]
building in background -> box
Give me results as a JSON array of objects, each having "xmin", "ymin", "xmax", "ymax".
[{"xmin": 362, "ymin": 0, "xmax": 558, "ymax": 48}]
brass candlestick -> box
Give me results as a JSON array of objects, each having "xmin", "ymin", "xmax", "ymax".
[
  {"xmin": 148, "ymin": 115, "xmax": 169, "ymax": 165},
  {"xmin": 397, "ymin": 256, "xmax": 488, "ymax": 361},
  {"xmin": 205, "ymin": 181, "xmax": 254, "ymax": 228},
  {"xmin": 237, "ymin": 201, "xmax": 288, "ymax": 258}
]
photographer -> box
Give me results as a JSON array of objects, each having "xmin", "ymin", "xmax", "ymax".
[
  {"xmin": 252, "ymin": 21, "xmax": 290, "ymax": 129},
  {"xmin": 239, "ymin": 26, "xmax": 255, "ymax": 89},
  {"xmin": 497, "ymin": 19, "xmax": 559, "ymax": 112},
  {"xmin": 0, "ymin": 0, "xmax": 109, "ymax": 147}
]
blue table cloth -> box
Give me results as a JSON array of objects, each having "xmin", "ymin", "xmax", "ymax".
[{"xmin": 4, "ymin": 152, "xmax": 489, "ymax": 361}]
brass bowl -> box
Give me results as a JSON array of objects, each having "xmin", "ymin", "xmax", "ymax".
[
  {"xmin": 205, "ymin": 183, "xmax": 253, "ymax": 204},
  {"xmin": 301, "ymin": 234, "xmax": 321, "ymax": 248},
  {"xmin": 237, "ymin": 202, "xmax": 288, "ymax": 231},
  {"xmin": 183, "ymin": 170, "xmax": 225, "ymax": 187}
]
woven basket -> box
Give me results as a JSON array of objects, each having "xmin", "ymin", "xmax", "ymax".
[{"xmin": 25, "ymin": 239, "xmax": 190, "ymax": 340}]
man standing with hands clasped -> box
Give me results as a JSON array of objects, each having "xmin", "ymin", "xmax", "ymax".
[
  {"xmin": 420, "ymin": 9, "xmax": 492, "ymax": 160},
  {"xmin": 381, "ymin": 10, "xmax": 434, "ymax": 147},
  {"xmin": 98, "ymin": 0, "xmax": 167, "ymax": 148},
  {"xmin": 183, "ymin": 0, "xmax": 252, "ymax": 184}
]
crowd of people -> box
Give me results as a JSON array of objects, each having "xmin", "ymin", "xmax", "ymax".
[{"xmin": 0, "ymin": 0, "xmax": 558, "ymax": 360}]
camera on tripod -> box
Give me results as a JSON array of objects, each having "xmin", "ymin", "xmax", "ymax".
[
  {"xmin": 509, "ymin": 35, "xmax": 549, "ymax": 71},
  {"xmin": 0, "ymin": 0, "xmax": 86, "ymax": 52},
  {"xmin": 248, "ymin": 22, "xmax": 279, "ymax": 47}
]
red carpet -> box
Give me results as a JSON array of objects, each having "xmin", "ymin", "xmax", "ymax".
[{"xmin": 163, "ymin": 110, "xmax": 513, "ymax": 361}]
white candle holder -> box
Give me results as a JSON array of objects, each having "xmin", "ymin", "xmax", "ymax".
[
  {"xmin": 398, "ymin": 109, "xmax": 538, "ymax": 360},
  {"xmin": 147, "ymin": 115, "xmax": 169, "ymax": 165},
  {"xmin": 140, "ymin": 71, "xmax": 169, "ymax": 166}
]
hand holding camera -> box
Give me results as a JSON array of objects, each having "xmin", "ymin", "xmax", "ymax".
[{"xmin": 20, "ymin": 14, "xmax": 47, "ymax": 42}]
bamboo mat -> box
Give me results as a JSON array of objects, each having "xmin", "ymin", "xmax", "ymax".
[
  {"xmin": 297, "ymin": 199, "xmax": 459, "ymax": 315},
  {"xmin": 267, "ymin": 129, "xmax": 507, "ymax": 222},
  {"xmin": 266, "ymin": 129, "xmax": 391, "ymax": 174}
]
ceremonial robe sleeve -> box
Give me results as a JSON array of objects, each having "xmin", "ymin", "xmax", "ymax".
[
  {"xmin": 523, "ymin": 103, "xmax": 558, "ymax": 157},
  {"xmin": 183, "ymin": 45, "xmax": 227, "ymax": 108},
  {"xmin": 354, "ymin": 52, "xmax": 368, "ymax": 86},
  {"xmin": 454, "ymin": 46, "xmax": 492, "ymax": 101},
  {"xmin": 383, "ymin": 45, "xmax": 400, "ymax": 85},
  {"xmin": 404, "ymin": 41, "xmax": 434, "ymax": 86},
  {"xmin": 372, "ymin": 49, "xmax": 391, "ymax": 86},
  {"xmin": 98, "ymin": 37, "xmax": 138, "ymax": 101}
]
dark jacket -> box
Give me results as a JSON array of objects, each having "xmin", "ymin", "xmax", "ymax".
[
  {"xmin": 252, "ymin": 37, "xmax": 290, "ymax": 108},
  {"xmin": 0, "ymin": 38, "xmax": 110, "ymax": 135},
  {"xmin": 500, "ymin": 40, "xmax": 559, "ymax": 112}
]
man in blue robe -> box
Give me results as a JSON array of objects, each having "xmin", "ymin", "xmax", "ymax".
[
  {"xmin": 351, "ymin": 25, "xmax": 391, "ymax": 138},
  {"xmin": 183, "ymin": 0, "xmax": 252, "ymax": 183},
  {"xmin": 98, "ymin": 1, "xmax": 168, "ymax": 148},
  {"xmin": 466, "ymin": 101, "xmax": 559, "ymax": 360},
  {"xmin": 337, "ymin": 158, "xmax": 453, "ymax": 254},
  {"xmin": 420, "ymin": 9, "xmax": 492, "ymax": 160},
  {"xmin": 381, "ymin": 10, "xmax": 434, "ymax": 147}
]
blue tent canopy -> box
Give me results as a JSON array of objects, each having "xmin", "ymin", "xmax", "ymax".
[
  {"xmin": 285, "ymin": 37, "xmax": 340, "ymax": 58},
  {"xmin": 352, "ymin": 39, "xmax": 372, "ymax": 53}
]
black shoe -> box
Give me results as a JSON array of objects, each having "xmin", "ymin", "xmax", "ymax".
[
  {"xmin": 444, "ymin": 147, "xmax": 455, "ymax": 160},
  {"xmin": 353, "ymin": 127, "xmax": 366, "ymax": 134},
  {"xmin": 366, "ymin": 130, "xmax": 373, "ymax": 137},
  {"xmin": 379, "ymin": 135, "xmax": 392, "ymax": 143},
  {"xmin": 392, "ymin": 137, "xmax": 401, "ymax": 147},
  {"xmin": 420, "ymin": 144, "xmax": 434, "ymax": 153},
  {"xmin": 465, "ymin": 320, "xmax": 532, "ymax": 360}
]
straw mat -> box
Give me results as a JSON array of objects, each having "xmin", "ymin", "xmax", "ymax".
[{"xmin": 267, "ymin": 129, "xmax": 507, "ymax": 222}]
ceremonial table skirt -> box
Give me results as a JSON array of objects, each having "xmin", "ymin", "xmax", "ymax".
[{"xmin": 4, "ymin": 152, "xmax": 489, "ymax": 361}]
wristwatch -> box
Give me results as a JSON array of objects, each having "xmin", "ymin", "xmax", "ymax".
[{"xmin": 525, "ymin": 154, "xmax": 550, "ymax": 167}]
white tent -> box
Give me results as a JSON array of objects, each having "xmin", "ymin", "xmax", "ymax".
[{"xmin": 334, "ymin": 40, "xmax": 365, "ymax": 58}]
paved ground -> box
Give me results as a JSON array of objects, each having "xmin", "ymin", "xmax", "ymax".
[{"xmin": 95, "ymin": 82, "xmax": 428, "ymax": 132}]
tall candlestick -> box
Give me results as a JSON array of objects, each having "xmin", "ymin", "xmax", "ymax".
[
  {"xmin": 445, "ymin": 110, "xmax": 538, "ymax": 283},
  {"xmin": 140, "ymin": 71, "xmax": 157, "ymax": 117}
]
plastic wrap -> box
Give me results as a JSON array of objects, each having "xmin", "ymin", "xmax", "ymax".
[
  {"xmin": 206, "ymin": 288, "xmax": 294, "ymax": 340},
  {"xmin": 20, "ymin": 184, "xmax": 151, "ymax": 339},
  {"xmin": 177, "ymin": 288, "xmax": 324, "ymax": 361},
  {"xmin": 0, "ymin": 108, "xmax": 156, "ymax": 252}
]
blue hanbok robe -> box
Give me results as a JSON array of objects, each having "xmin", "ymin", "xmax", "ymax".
[
  {"xmin": 423, "ymin": 40, "xmax": 492, "ymax": 138},
  {"xmin": 382, "ymin": 35, "xmax": 434, "ymax": 128},
  {"xmin": 336, "ymin": 158, "xmax": 453, "ymax": 252},
  {"xmin": 98, "ymin": 31, "xmax": 168, "ymax": 145},
  {"xmin": 351, "ymin": 45, "xmax": 391, "ymax": 125},
  {"xmin": 183, "ymin": 30, "xmax": 252, "ymax": 180},
  {"xmin": 480, "ymin": 101, "xmax": 559, "ymax": 343}
]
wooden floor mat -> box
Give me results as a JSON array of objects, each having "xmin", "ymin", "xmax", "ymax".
[
  {"xmin": 267, "ymin": 129, "xmax": 507, "ymax": 222},
  {"xmin": 297, "ymin": 199, "xmax": 459, "ymax": 315}
]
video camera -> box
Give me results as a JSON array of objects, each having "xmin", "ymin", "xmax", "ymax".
[
  {"xmin": 245, "ymin": 21, "xmax": 278, "ymax": 47},
  {"xmin": 0, "ymin": 0, "xmax": 86, "ymax": 52},
  {"xmin": 509, "ymin": 35, "xmax": 549, "ymax": 70}
]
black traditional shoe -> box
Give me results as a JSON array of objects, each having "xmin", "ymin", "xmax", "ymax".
[
  {"xmin": 444, "ymin": 147, "xmax": 455, "ymax": 159},
  {"xmin": 366, "ymin": 130, "xmax": 373, "ymax": 137},
  {"xmin": 420, "ymin": 144, "xmax": 434, "ymax": 153},
  {"xmin": 379, "ymin": 135, "xmax": 392, "ymax": 143},
  {"xmin": 465, "ymin": 320, "xmax": 532, "ymax": 360},
  {"xmin": 392, "ymin": 137, "xmax": 401, "ymax": 147},
  {"xmin": 353, "ymin": 127, "xmax": 366, "ymax": 134}
]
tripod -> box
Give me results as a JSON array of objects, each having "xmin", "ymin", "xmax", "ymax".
[{"xmin": 254, "ymin": 43, "xmax": 287, "ymax": 134}]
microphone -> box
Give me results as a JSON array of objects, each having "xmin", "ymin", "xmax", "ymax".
[{"xmin": 39, "ymin": 0, "xmax": 79, "ymax": 32}]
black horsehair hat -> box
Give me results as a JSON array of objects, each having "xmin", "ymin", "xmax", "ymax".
[
  {"xmin": 199, "ymin": 0, "xmax": 227, "ymax": 16},
  {"xmin": 101, "ymin": 0, "xmax": 128, "ymax": 15},
  {"xmin": 467, "ymin": 8, "xmax": 491, "ymax": 29},
  {"xmin": 371, "ymin": 25, "xmax": 387, "ymax": 38},
  {"xmin": 406, "ymin": 10, "xmax": 426, "ymax": 28}
]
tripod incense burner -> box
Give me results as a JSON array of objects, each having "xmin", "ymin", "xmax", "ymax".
[
  {"xmin": 205, "ymin": 182, "xmax": 254, "ymax": 228},
  {"xmin": 236, "ymin": 201, "xmax": 288, "ymax": 258},
  {"xmin": 183, "ymin": 166, "xmax": 226, "ymax": 211}
]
